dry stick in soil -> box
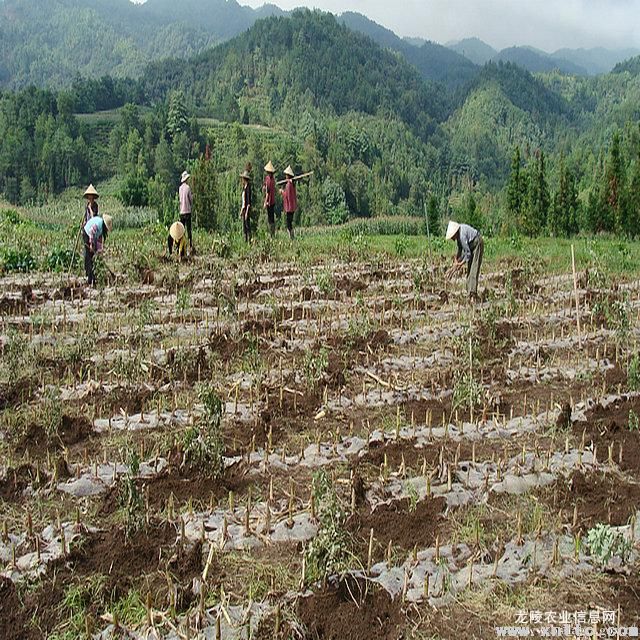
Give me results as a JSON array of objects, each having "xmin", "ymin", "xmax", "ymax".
[{"xmin": 571, "ymin": 244, "xmax": 582, "ymax": 348}]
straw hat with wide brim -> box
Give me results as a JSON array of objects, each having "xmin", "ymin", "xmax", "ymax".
[
  {"xmin": 240, "ymin": 170, "xmax": 251, "ymax": 180},
  {"xmin": 264, "ymin": 161, "xmax": 275, "ymax": 173},
  {"xmin": 83, "ymin": 184, "xmax": 99, "ymax": 199},
  {"xmin": 180, "ymin": 171, "xmax": 190, "ymax": 184},
  {"xmin": 284, "ymin": 165, "xmax": 295, "ymax": 177},
  {"xmin": 102, "ymin": 214, "xmax": 113, "ymax": 233},
  {"xmin": 446, "ymin": 221, "xmax": 460, "ymax": 240},
  {"xmin": 169, "ymin": 221, "xmax": 185, "ymax": 242}
]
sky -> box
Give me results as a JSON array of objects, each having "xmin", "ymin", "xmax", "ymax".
[{"xmin": 238, "ymin": 0, "xmax": 640, "ymax": 51}]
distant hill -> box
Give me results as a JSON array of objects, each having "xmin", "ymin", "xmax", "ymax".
[
  {"xmin": 493, "ymin": 47, "xmax": 588, "ymax": 76},
  {"xmin": 448, "ymin": 38, "xmax": 497, "ymax": 66},
  {"xmin": 338, "ymin": 12, "xmax": 479, "ymax": 89},
  {"xmin": 553, "ymin": 47, "xmax": 640, "ymax": 75},
  {"xmin": 0, "ymin": 0, "xmax": 281, "ymax": 88},
  {"xmin": 611, "ymin": 55, "xmax": 640, "ymax": 75}
]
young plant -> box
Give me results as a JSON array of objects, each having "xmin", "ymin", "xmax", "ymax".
[
  {"xmin": 118, "ymin": 450, "xmax": 144, "ymax": 538},
  {"xmin": 183, "ymin": 385, "xmax": 225, "ymax": 478},
  {"xmin": 303, "ymin": 348, "xmax": 329, "ymax": 390},
  {"xmin": 452, "ymin": 371, "xmax": 484, "ymax": 413},
  {"xmin": 586, "ymin": 523, "xmax": 632, "ymax": 566},
  {"xmin": 628, "ymin": 410, "xmax": 639, "ymax": 432},
  {"xmin": 305, "ymin": 469, "xmax": 356, "ymax": 584}
]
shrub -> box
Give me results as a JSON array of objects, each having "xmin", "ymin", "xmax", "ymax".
[
  {"xmin": 1, "ymin": 247, "xmax": 37, "ymax": 273},
  {"xmin": 587, "ymin": 523, "xmax": 632, "ymax": 566},
  {"xmin": 119, "ymin": 174, "xmax": 150, "ymax": 207}
]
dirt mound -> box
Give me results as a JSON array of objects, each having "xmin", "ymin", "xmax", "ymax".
[
  {"xmin": 59, "ymin": 414, "xmax": 94, "ymax": 446},
  {"xmin": 0, "ymin": 464, "xmax": 44, "ymax": 503},
  {"xmin": 577, "ymin": 394, "xmax": 640, "ymax": 474},
  {"xmin": 348, "ymin": 496, "xmax": 446, "ymax": 554},
  {"xmin": 141, "ymin": 463, "xmax": 253, "ymax": 511},
  {"xmin": 538, "ymin": 470, "xmax": 640, "ymax": 531},
  {"xmin": 297, "ymin": 577, "xmax": 404, "ymax": 640},
  {"xmin": 0, "ymin": 577, "xmax": 41, "ymax": 640},
  {"xmin": 0, "ymin": 378, "xmax": 31, "ymax": 411},
  {"xmin": 241, "ymin": 319, "xmax": 274, "ymax": 335}
]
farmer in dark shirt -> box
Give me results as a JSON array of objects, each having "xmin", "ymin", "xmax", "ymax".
[
  {"xmin": 240, "ymin": 169, "xmax": 252, "ymax": 243},
  {"xmin": 446, "ymin": 221, "xmax": 484, "ymax": 300}
]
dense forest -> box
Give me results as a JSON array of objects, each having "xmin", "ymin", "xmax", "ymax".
[{"xmin": 1, "ymin": 8, "xmax": 640, "ymax": 237}]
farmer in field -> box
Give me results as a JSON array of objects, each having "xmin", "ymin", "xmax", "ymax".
[
  {"xmin": 167, "ymin": 221, "xmax": 187, "ymax": 261},
  {"xmin": 280, "ymin": 165, "xmax": 297, "ymax": 240},
  {"xmin": 179, "ymin": 170, "xmax": 194, "ymax": 254},
  {"xmin": 240, "ymin": 168, "xmax": 253, "ymax": 243},
  {"xmin": 82, "ymin": 184, "xmax": 99, "ymax": 225},
  {"xmin": 263, "ymin": 160, "xmax": 277, "ymax": 238},
  {"xmin": 83, "ymin": 214, "xmax": 112, "ymax": 287},
  {"xmin": 446, "ymin": 220, "xmax": 484, "ymax": 301}
]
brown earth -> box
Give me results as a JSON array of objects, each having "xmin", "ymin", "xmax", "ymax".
[
  {"xmin": 296, "ymin": 577, "xmax": 405, "ymax": 640},
  {"xmin": 538, "ymin": 470, "xmax": 640, "ymax": 531},
  {"xmin": 577, "ymin": 394, "xmax": 640, "ymax": 475},
  {"xmin": 347, "ymin": 496, "xmax": 446, "ymax": 556},
  {"xmin": 0, "ymin": 464, "xmax": 45, "ymax": 503}
]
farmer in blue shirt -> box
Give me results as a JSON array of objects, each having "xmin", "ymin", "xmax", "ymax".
[
  {"xmin": 83, "ymin": 214, "xmax": 112, "ymax": 286},
  {"xmin": 446, "ymin": 220, "xmax": 484, "ymax": 301}
]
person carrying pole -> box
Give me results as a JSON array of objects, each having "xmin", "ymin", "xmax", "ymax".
[
  {"xmin": 240, "ymin": 168, "xmax": 252, "ymax": 243},
  {"xmin": 280, "ymin": 165, "xmax": 297, "ymax": 240},
  {"xmin": 446, "ymin": 220, "xmax": 484, "ymax": 301},
  {"xmin": 179, "ymin": 171, "xmax": 195, "ymax": 254},
  {"xmin": 263, "ymin": 161, "xmax": 277, "ymax": 238},
  {"xmin": 83, "ymin": 214, "xmax": 112, "ymax": 287},
  {"xmin": 167, "ymin": 221, "xmax": 187, "ymax": 261}
]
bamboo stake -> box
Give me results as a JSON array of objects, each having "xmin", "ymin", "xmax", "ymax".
[{"xmin": 571, "ymin": 244, "xmax": 582, "ymax": 348}]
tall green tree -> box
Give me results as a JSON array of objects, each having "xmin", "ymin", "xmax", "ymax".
[
  {"xmin": 506, "ymin": 146, "xmax": 524, "ymax": 221},
  {"xmin": 549, "ymin": 155, "xmax": 578, "ymax": 237}
]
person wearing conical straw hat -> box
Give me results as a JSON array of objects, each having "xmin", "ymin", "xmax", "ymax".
[
  {"xmin": 263, "ymin": 160, "xmax": 277, "ymax": 238},
  {"xmin": 82, "ymin": 184, "xmax": 99, "ymax": 226},
  {"xmin": 178, "ymin": 170, "xmax": 195, "ymax": 254},
  {"xmin": 83, "ymin": 213, "xmax": 113, "ymax": 287},
  {"xmin": 240, "ymin": 166, "xmax": 253, "ymax": 243},
  {"xmin": 279, "ymin": 165, "xmax": 297, "ymax": 240},
  {"xmin": 167, "ymin": 221, "xmax": 187, "ymax": 261},
  {"xmin": 446, "ymin": 220, "xmax": 484, "ymax": 301}
]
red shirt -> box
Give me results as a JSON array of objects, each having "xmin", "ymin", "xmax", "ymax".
[
  {"xmin": 282, "ymin": 179, "xmax": 297, "ymax": 213},
  {"xmin": 263, "ymin": 174, "xmax": 276, "ymax": 207}
]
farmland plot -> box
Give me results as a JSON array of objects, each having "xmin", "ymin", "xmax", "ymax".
[{"xmin": 1, "ymin": 249, "xmax": 640, "ymax": 639}]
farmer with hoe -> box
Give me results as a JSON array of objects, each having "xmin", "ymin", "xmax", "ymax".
[
  {"xmin": 263, "ymin": 160, "xmax": 277, "ymax": 238},
  {"xmin": 240, "ymin": 167, "xmax": 253, "ymax": 243},
  {"xmin": 446, "ymin": 220, "xmax": 484, "ymax": 301},
  {"xmin": 167, "ymin": 221, "xmax": 187, "ymax": 261},
  {"xmin": 280, "ymin": 165, "xmax": 298, "ymax": 240},
  {"xmin": 83, "ymin": 213, "xmax": 112, "ymax": 287},
  {"xmin": 179, "ymin": 170, "xmax": 195, "ymax": 255}
]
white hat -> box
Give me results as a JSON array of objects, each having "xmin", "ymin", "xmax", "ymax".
[
  {"xmin": 102, "ymin": 214, "xmax": 113, "ymax": 233},
  {"xmin": 446, "ymin": 221, "xmax": 460, "ymax": 240},
  {"xmin": 284, "ymin": 165, "xmax": 295, "ymax": 177},
  {"xmin": 264, "ymin": 160, "xmax": 275, "ymax": 173},
  {"xmin": 169, "ymin": 221, "xmax": 185, "ymax": 242},
  {"xmin": 180, "ymin": 171, "xmax": 190, "ymax": 183}
]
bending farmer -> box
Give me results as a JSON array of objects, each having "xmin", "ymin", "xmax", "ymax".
[
  {"xmin": 83, "ymin": 214, "xmax": 112, "ymax": 286},
  {"xmin": 446, "ymin": 220, "xmax": 484, "ymax": 300},
  {"xmin": 167, "ymin": 221, "xmax": 187, "ymax": 260}
]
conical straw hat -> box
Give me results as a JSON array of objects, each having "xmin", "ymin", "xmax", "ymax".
[
  {"xmin": 102, "ymin": 214, "xmax": 113, "ymax": 233},
  {"xmin": 264, "ymin": 160, "xmax": 275, "ymax": 173},
  {"xmin": 180, "ymin": 171, "xmax": 190, "ymax": 183},
  {"xmin": 83, "ymin": 184, "xmax": 99, "ymax": 199},
  {"xmin": 284, "ymin": 165, "xmax": 295, "ymax": 177},
  {"xmin": 170, "ymin": 221, "xmax": 185, "ymax": 242},
  {"xmin": 446, "ymin": 220, "xmax": 460, "ymax": 240}
]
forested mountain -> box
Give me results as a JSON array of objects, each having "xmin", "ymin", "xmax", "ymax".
[
  {"xmin": 447, "ymin": 38, "xmax": 497, "ymax": 66},
  {"xmin": 493, "ymin": 47, "xmax": 588, "ymax": 76},
  {"xmin": 0, "ymin": 0, "xmax": 280, "ymax": 88},
  {"xmin": 338, "ymin": 12, "xmax": 479, "ymax": 89},
  {"xmin": 142, "ymin": 10, "xmax": 451, "ymax": 139},
  {"xmin": 554, "ymin": 47, "xmax": 640, "ymax": 76}
]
